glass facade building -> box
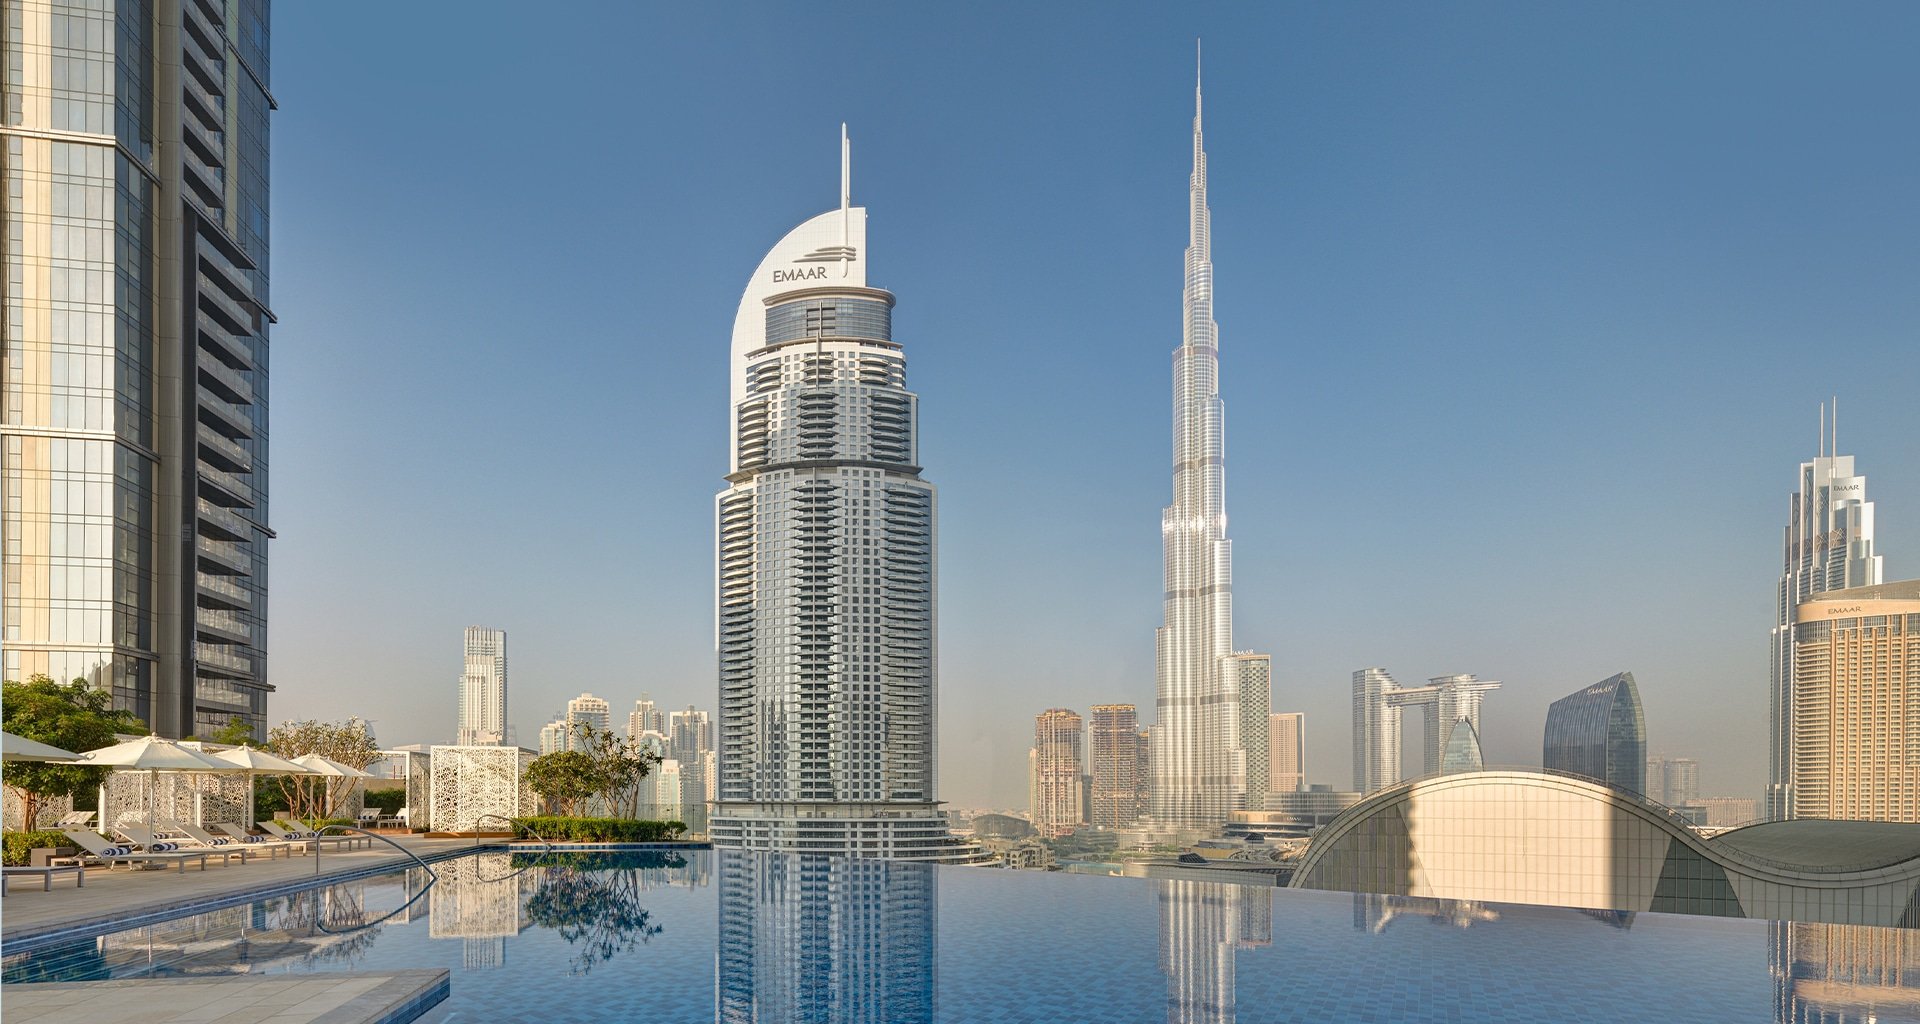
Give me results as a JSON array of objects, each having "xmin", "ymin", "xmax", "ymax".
[
  {"xmin": 456, "ymin": 626, "xmax": 506, "ymax": 745},
  {"xmin": 3, "ymin": 0, "xmax": 274, "ymax": 738},
  {"xmin": 1542, "ymin": 671, "xmax": 1647, "ymax": 796},
  {"xmin": 1769, "ymin": 426, "xmax": 1885, "ymax": 820},
  {"xmin": 709, "ymin": 131, "xmax": 970, "ymax": 861},
  {"xmin": 1790, "ymin": 581, "xmax": 1920, "ymax": 823}
]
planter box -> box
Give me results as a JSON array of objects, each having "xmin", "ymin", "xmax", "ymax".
[{"xmin": 29, "ymin": 847, "xmax": 76, "ymax": 867}]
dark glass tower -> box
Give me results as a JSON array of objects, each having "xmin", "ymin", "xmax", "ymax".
[{"xmin": 2, "ymin": 0, "xmax": 275, "ymax": 737}]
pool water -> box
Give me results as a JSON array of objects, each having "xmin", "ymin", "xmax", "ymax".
[{"xmin": 5, "ymin": 848, "xmax": 1918, "ymax": 1023}]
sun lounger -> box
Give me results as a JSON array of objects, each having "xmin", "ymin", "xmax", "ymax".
[
  {"xmin": 2, "ymin": 864, "xmax": 85, "ymax": 895},
  {"xmin": 52, "ymin": 810, "xmax": 96, "ymax": 828},
  {"xmin": 55, "ymin": 830, "xmax": 210, "ymax": 873},
  {"xmin": 114, "ymin": 826, "xmax": 251, "ymax": 867},
  {"xmin": 161, "ymin": 820, "xmax": 293, "ymax": 861},
  {"xmin": 214, "ymin": 822, "xmax": 313, "ymax": 853},
  {"xmin": 259, "ymin": 820, "xmax": 371, "ymax": 849}
]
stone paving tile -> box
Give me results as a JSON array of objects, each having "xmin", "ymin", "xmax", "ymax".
[{"xmin": 0, "ymin": 970, "xmax": 446, "ymax": 1024}]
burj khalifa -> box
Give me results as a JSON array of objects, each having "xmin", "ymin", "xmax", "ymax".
[{"xmin": 1152, "ymin": 54, "xmax": 1264, "ymax": 831}]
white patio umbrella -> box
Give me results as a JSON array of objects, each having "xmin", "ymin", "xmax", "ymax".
[
  {"xmin": 72, "ymin": 735, "xmax": 242, "ymax": 836},
  {"xmin": 290, "ymin": 754, "xmax": 373, "ymax": 821},
  {"xmin": 1, "ymin": 730, "xmax": 80, "ymax": 763},
  {"xmin": 210, "ymin": 746, "xmax": 316, "ymax": 827}
]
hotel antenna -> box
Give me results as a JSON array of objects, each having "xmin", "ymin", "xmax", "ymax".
[{"xmin": 840, "ymin": 123, "xmax": 852, "ymax": 276}]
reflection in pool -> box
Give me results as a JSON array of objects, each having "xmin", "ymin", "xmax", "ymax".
[{"xmin": 5, "ymin": 848, "xmax": 1920, "ymax": 1022}]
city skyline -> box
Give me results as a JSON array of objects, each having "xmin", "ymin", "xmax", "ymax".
[{"xmin": 256, "ymin": 5, "xmax": 1919, "ymax": 807}]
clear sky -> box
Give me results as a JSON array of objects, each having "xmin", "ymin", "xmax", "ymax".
[{"xmin": 267, "ymin": 3, "xmax": 1918, "ymax": 808}]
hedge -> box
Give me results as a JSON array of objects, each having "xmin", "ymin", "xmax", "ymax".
[
  {"xmin": 361, "ymin": 789, "xmax": 406, "ymax": 813},
  {"xmin": 4, "ymin": 829, "xmax": 74, "ymax": 866},
  {"xmin": 511, "ymin": 816, "xmax": 686, "ymax": 843}
]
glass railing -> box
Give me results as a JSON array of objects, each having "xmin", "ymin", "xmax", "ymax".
[{"xmin": 197, "ymin": 571, "xmax": 252, "ymax": 607}]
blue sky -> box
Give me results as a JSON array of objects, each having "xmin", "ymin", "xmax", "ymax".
[{"xmin": 268, "ymin": 3, "xmax": 1919, "ymax": 807}]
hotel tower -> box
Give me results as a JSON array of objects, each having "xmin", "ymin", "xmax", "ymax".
[
  {"xmin": 709, "ymin": 129, "xmax": 969, "ymax": 861},
  {"xmin": 1152, "ymin": 57, "xmax": 1269, "ymax": 831},
  {"xmin": 1767, "ymin": 404, "xmax": 1884, "ymax": 820},
  {"xmin": 3, "ymin": 0, "xmax": 274, "ymax": 738}
]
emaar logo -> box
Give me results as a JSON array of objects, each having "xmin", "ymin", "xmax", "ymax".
[{"xmin": 772, "ymin": 266, "xmax": 831, "ymax": 283}]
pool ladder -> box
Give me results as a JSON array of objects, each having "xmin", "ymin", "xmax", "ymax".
[{"xmin": 311, "ymin": 823, "xmax": 440, "ymax": 880}]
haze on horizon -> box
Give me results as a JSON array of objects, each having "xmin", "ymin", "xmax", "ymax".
[{"xmin": 265, "ymin": 3, "xmax": 1919, "ymax": 809}]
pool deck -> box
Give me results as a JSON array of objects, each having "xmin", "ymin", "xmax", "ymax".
[
  {"xmin": 3, "ymin": 970, "xmax": 449, "ymax": 1024},
  {"xmin": 0, "ymin": 836, "xmax": 482, "ymax": 948}
]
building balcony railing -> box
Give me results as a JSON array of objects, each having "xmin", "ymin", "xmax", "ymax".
[
  {"xmin": 197, "ymin": 571, "xmax": 252, "ymax": 610},
  {"xmin": 197, "ymin": 277, "xmax": 255, "ymax": 337},
  {"xmin": 197, "ymin": 422, "xmax": 251, "ymax": 473},
  {"xmin": 198, "ymin": 353, "xmax": 253, "ymax": 405},
  {"xmin": 197, "ymin": 310, "xmax": 254, "ymax": 370},
  {"xmin": 195, "ymin": 496, "xmax": 251, "ymax": 541},
  {"xmin": 195, "ymin": 606, "xmax": 251, "ymax": 644},
  {"xmin": 194, "ymin": 642, "xmax": 253, "ymax": 679},
  {"xmin": 196, "ymin": 534, "xmax": 251, "ymax": 575},
  {"xmin": 197, "ymin": 462, "xmax": 254, "ymax": 509},
  {"xmin": 198, "ymin": 390, "xmax": 255, "ymax": 441}
]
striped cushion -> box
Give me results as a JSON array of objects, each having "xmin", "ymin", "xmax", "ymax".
[
  {"xmin": 207, "ymin": 837, "xmax": 230, "ymax": 845},
  {"xmin": 147, "ymin": 841, "xmax": 180, "ymax": 852},
  {"xmin": 99, "ymin": 845, "xmax": 131, "ymax": 857},
  {"xmin": 240, "ymin": 834, "xmax": 266, "ymax": 843}
]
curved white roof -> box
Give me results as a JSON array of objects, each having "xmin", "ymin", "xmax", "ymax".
[{"xmin": 728, "ymin": 205, "xmax": 868, "ymax": 402}]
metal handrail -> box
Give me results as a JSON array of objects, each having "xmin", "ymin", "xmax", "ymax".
[
  {"xmin": 472, "ymin": 813, "xmax": 554, "ymax": 856},
  {"xmin": 311, "ymin": 824, "xmax": 438, "ymax": 880},
  {"xmin": 313, "ymin": 876, "xmax": 435, "ymax": 935}
]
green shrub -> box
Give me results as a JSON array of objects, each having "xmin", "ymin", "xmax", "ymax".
[
  {"xmin": 510, "ymin": 816, "xmax": 687, "ymax": 843},
  {"xmin": 3, "ymin": 829, "xmax": 73, "ymax": 866},
  {"xmin": 361, "ymin": 789, "xmax": 406, "ymax": 813}
]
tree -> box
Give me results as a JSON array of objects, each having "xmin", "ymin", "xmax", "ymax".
[
  {"xmin": 1, "ymin": 675, "xmax": 148, "ymax": 827},
  {"xmin": 264, "ymin": 718, "xmax": 380, "ymax": 821},
  {"xmin": 526, "ymin": 751, "xmax": 599, "ymax": 816},
  {"xmin": 568, "ymin": 722, "xmax": 660, "ymax": 818},
  {"xmin": 189, "ymin": 717, "xmax": 257, "ymax": 747}
]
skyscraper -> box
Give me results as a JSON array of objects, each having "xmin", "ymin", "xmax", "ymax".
[
  {"xmin": 1268, "ymin": 712, "xmax": 1305, "ymax": 794},
  {"xmin": 565, "ymin": 692, "xmax": 611, "ymax": 740},
  {"xmin": 1089, "ymin": 704, "xmax": 1145, "ymax": 829},
  {"xmin": 456, "ymin": 626, "xmax": 507, "ymax": 745},
  {"xmin": 626, "ymin": 694, "xmax": 665, "ymax": 740},
  {"xmin": 1031, "ymin": 708, "xmax": 1085, "ymax": 837},
  {"xmin": 709, "ymin": 129, "xmax": 964, "ymax": 861},
  {"xmin": 2, "ymin": 0, "xmax": 275, "ymax": 739},
  {"xmin": 669, "ymin": 705, "xmax": 711, "ymax": 810},
  {"xmin": 1232, "ymin": 654, "xmax": 1271, "ymax": 811},
  {"xmin": 1352, "ymin": 669, "xmax": 1500, "ymax": 792},
  {"xmin": 1790, "ymin": 580, "xmax": 1920, "ymax": 823},
  {"xmin": 1769, "ymin": 410, "xmax": 1884, "ymax": 820},
  {"xmin": 1542, "ymin": 672, "xmax": 1647, "ymax": 795},
  {"xmin": 1152, "ymin": 56, "xmax": 1270, "ymax": 831}
]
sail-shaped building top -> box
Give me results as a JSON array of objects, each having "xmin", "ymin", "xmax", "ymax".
[{"xmin": 709, "ymin": 129, "xmax": 974, "ymax": 862}]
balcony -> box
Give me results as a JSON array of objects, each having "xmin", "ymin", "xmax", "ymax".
[
  {"xmin": 196, "ymin": 496, "xmax": 251, "ymax": 541},
  {"xmin": 197, "ymin": 572, "xmax": 252, "ymax": 610},
  {"xmin": 197, "ymin": 422, "xmax": 251, "ymax": 473},
  {"xmin": 197, "ymin": 310, "xmax": 254, "ymax": 371},
  {"xmin": 198, "ymin": 462, "xmax": 254, "ymax": 508},
  {"xmin": 195, "ymin": 606, "xmax": 251, "ymax": 644},
  {"xmin": 197, "ymin": 276, "xmax": 256, "ymax": 337},
  {"xmin": 196, "ymin": 534, "xmax": 251, "ymax": 575},
  {"xmin": 198, "ymin": 353, "xmax": 253, "ymax": 405},
  {"xmin": 198, "ymin": 390, "xmax": 254, "ymax": 440},
  {"xmin": 181, "ymin": 59, "xmax": 223, "ymax": 122},
  {"xmin": 195, "ymin": 642, "xmax": 253, "ymax": 680}
]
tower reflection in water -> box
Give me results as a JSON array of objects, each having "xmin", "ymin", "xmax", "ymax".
[
  {"xmin": 1157, "ymin": 880, "xmax": 1272, "ymax": 1024},
  {"xmin": 716, "ymin": 849, "xmax": 936, "ymax": 1024},
  {"xmin": 1773, "ymin": 921, "xmax": 1920, "ymax": 1024}
]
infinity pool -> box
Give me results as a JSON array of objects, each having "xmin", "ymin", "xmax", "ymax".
[{"xmin": 5, "ymin": 848, "xmax": 1917, "ymax": 1022}]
